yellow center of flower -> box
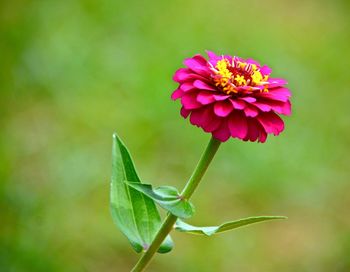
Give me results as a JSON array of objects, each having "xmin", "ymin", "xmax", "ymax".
[
  {"xmin": 212, "ymin": 58, "xmax": 269, "ymax": 94},
  {"xmin": 235, "ymin": 75, "xmax": 246, "ymax": 85},
  {"xmin": 215, "ymin": 59, "xmax": 232, "ymax": 78}
]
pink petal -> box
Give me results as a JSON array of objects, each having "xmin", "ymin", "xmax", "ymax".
[
  {"xmin": 171, "ymin": 89, "xmax": 184, "ymax": 100},
  {"xmin": 239, "ymin": 97, "xmax": 256, "ymax": 103},
  {"xmin": 181, "ymin": 93, "xmax": 203, "ymax": 109},
  {"xmin": 230, "ymin": 99, "xmax": 246, "ymax": 110},
  {"xmin": 252, "ymin": 102, "xmax": 271, "ymax": 112},
  {"xmin": 180, "ymin": 107, "xmax": 191, "ymax": 118},
  {"xmin": 260, "ymin": 65, "xmax": 272, "ymax": 76},
  {"xmin": 184, "ymin": 57, "xmax": 210, "ymax": 76},
  {"xmin": 192, "ymin": 54, "xmax": 208, "ymax": 65},
  {"xmin": 184, "ymin": 58, "xmax": 200, "ymax": 69},
  {"xmin": 173, "ymin": 68, "xmax": 206, "ymax": 83},
  {"xmin": 266, "ymin": 100, "xmax": 291, "ymax": 115},
  {"xmin": 213, "ymin": 94, "xmax": 231, "ymax": 101},
  {"xmin": 259, "ymin": 93, "xmax": 289, "ymax": 102},
  {"xmin": 235, "ymin": 86, "xmax": 257, "ymax": 92},
  {"xmin": 173, "ymin": 68, "xmax": 190, "ymax": 82},
  {"xmin": 197, "ymin": 92, "xmax": 216, "ymax": 105},
  {"xmin": 193, "ymin": 80, "xmax": 215, "ymax": 91},
  {"xmin": 212, "ymin": 120, "xmax": 231, "ymax": 142},
  {"xmin": 258, "ymin": 124, "xmax": 267, "ymax": 143},
  {"xmin": 280, "ymin": 100, "xmax": 291, "ymax": 115},
  {"xmin": 228, "ymin": 111, "xmax": 248, "ymax": 139},
  {"xmin": 257, "ymin": 112, "xmax": 285, "ymax": 135},
  {"xmin": 180, "ymin": 82, "xmax": 195, "ymax": 92},
  {"xmin": 257, "ymin": 88, "xmax": 291, "ymax": 102},
  {"xmin": 266, "ymin": 78, "xmax": 288, "ymax": 88},
  {"xmin": 269, "ymin": 87, "xmax": 291, "ymax": 97},
  {"xmin": 245, "ymin": 118, "xmax": 260, "ymax": 142},
  {"xmin": 214, "ymin": 100, "xmax": 234, "ymax": 117},
  {"xmin": 206, "ymin": 50, "xmax": 219, "ymax": 60},
  {"xmin": 200, "ymin": 106, "xmax": 222, "ymax": 132},
  {"xmin": 244, "ymin": 105, "xmax": 259, "ymax": 117},
  {"xmin": 190, "ymin": 108, "xmax": 204, "ymax": 126},
  {"xmin": 204, "ymin": 119, "xmax": 222, "ymax": 132},
  {"xmin": 206, "ymin": 51, "xmax": 222, "ymax": 66}
]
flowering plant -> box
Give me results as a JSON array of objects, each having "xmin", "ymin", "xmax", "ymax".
[{"xmin": 110, "ymin": 51, "xmax": 291, "ymax": 271}]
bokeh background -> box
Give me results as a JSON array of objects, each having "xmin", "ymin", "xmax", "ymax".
[{"xmin": 1, "ymin": 0, "xmax": 350, "ymax": 271}]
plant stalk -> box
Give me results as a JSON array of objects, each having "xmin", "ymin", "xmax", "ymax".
[{"xmin": 131, "ymin": 137, "xmax": 221, "ymax": 272}]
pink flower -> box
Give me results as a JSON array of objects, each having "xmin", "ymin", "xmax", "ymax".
[{"xmin": 171, "ymin": 51, "xmax": 292, "ymax": 142}]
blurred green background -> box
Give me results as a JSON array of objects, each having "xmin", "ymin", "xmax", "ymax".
[{"xmin": 1, "ymin": 0, "xmax": 350, "ymax": 271}]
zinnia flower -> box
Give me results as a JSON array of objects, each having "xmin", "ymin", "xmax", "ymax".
[{"xmin": 171, "ymin": 51, "xmax": 292, "ymax": 142}]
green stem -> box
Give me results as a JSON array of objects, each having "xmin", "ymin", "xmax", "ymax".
[{"xmin": 131, "ymin": 137, "xmax": 221, "ymax": 272}]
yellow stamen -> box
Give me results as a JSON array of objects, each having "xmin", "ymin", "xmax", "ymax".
[
  {"xmin": 251, "ymin": 70, "xmax": 263, "ymax": 85},
  {"xmin": 213, "ymin": 59, "xmax": 236, "ymax": 94},
  {"xmin": 215, "ymin": 59, "xmax": 232, "ymax": 78},
  {"xmin": 235, "ymin": 75, "xmax": 246, "ymax": 86},
  {"xmin": 212, "ymin": 58, "xmax": 269, "ymax": 94}
]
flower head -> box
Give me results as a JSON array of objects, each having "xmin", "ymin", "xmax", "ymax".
[{"xmin": 171, "ymin": 51, "xmax": 292, "ymax": 142}]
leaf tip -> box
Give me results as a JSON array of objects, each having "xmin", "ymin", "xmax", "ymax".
[{"xmin": 278, "ymin": 216, "xmax": 288, "ymax": 220}]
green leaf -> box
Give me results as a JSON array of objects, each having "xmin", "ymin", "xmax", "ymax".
[
  {"xmin": 175, "ymin": 216, "xmax": 287, "ymax": 236},
  {"xmin": 125, "ymin": 181, "xmax": 195, "ymax": 219},
  {"xmin": 110, "ymin": 133, "xmax": 173, "ymax": 253}
]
